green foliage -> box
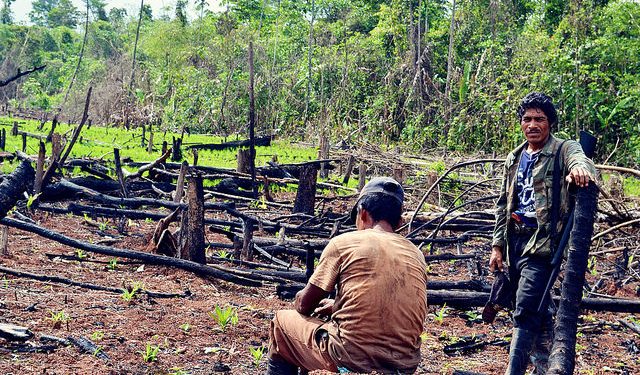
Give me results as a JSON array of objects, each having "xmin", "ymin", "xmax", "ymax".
[
  {"xmin": 75, "ymin": 249, "xmax": 87, "ymax": 260},
  {"xmin": 107, "ymin": 258, "xmax": 118, "ymax": 270},
  {"xmin": 249, "ymin": 346, "xmax": 266, "ymax": 366},
  {"xmin": 179, "ymin": 322, "xmax": 191, "ymax": 333},
  {"xmin": 140, "ymin": 343, "xmax": 160, "ymax": 362},
  {"xmin": 208, "ymin": 305, "xmax": 239, "ymax": 331},
  {"xmin": 121, "ymin": 281, "xmax": 144, "ymax": 302},
  {"xmin": 90, "ymin": 330, "xmax": 104, "ymax": 341},
  {"xmin": 48, "ymin": 309, "xmax": 70, "ymax": 328},
  {"xmin": 433, "ymin": 303, "xmax": 447, "ymax": 324},
  {"xmin": 0, "ymin": 0, "xmax": 637, "ymax": 167}
]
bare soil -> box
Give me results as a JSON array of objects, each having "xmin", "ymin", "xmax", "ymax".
[{"xmin": 1, "ymin": 211, "xmax": 639, "ymax": 375}]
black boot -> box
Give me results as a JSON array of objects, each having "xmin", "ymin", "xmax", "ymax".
[
  {"xmin": 530, "ymin": 322, "xmax": 554, "ymax": 374},
  {"xmin": 265, "ymin": 356, "xmax": 298, "ymax": 375},
  {"xmin": 505, "ymin": 328, "xmax": 537, "ymax": 375}
]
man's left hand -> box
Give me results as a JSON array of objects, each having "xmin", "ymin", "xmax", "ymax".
[
  {"xmin": 566, "ymin": 167, "xmax": 593, "ymax": 187},
  {"xmin": 313, "ymin": 298, "xmax": 335, "ymax": 317}
]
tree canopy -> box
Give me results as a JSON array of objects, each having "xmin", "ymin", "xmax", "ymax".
[{"xmin": 0, "ymin": 0, "xmax": 638, "ymax": 166}]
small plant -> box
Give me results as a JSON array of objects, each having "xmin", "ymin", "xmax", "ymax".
[
  {"xmin": 419, "ymin": 332, "xmax": 428, "ymax": 342},
  {"xmin": 98, "ymin": 221, "xmax": 108, "ymax": 231},
  {"xmin": 75, "ymin": 249, "xmax": 87, "ymax": 260},
  {"xmin": 208, "ymin": 305, "xmax": 238, "ymax": 331},
  {"xmin": 216, "ymin": 250, "xmax": 231, "ymax": 259},
  {"xmin": 48, "ymin": 310, "xmax": 70, "ymax": 329},
  {"xmin": 144, "ymin": 217, "xmax": 154, "ymax": 224},
  {"xmin": 434, "ymin": 304, "xmax": 448, "ymax": 324},
  {"xmin": 90, "ymin": 330, "xmax": 104, "ymax": 341},
  {"xmin": 180, "ymin": 323, "xmax": 191, "ymax": 333},
  {"xmin": 26, "ymin": 193, "xmax": 41, "ymax": 209},
  {"xmin": 464, "ymin": 310, "xmax": 481, "ymax": 322},
  {"xmin": 169, "ymin": 368, "xmax": 191, "ymax": 375},
  {"xmin": 250, "ymin": 346, "xmax": 266, "ymax": 367},
  {"xmin": 107, "ymin": 258, "xmax": 118, "ymax": 270},
  {"xmin": 1, "ymin": 276, "xmax": 9, "ymax": 289},
  {"xmin": 92, "ymin": 346, "xmax": 104, "ymax": 357},
  {"xmin": 588, "ymin": 256, "xmax": 598, "ymax": 276},
  {"xmin": 121, "ymin": 281, "xmax": 144, "ymax": 302},
  {"xmin": 140, "ymin": 343, "xmax": 159, "ymax": 362}
]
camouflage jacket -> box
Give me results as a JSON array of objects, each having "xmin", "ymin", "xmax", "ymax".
[{"xmin": 492, "ymin": 135, "xmax": 596, "ymax": 263}]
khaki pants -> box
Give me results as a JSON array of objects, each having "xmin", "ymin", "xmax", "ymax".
[{"xmin": 268, "ymin": 310, "xmax": 338, "ymax": 372}]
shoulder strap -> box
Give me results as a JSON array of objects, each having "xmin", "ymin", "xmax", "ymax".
[{"xmin": 549, "ymin": 140, "xmax": 567, "ymax": 249}]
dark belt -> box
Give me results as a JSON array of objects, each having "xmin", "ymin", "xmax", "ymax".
[{"xmin": 512, "ymin": 223, "xmax": 537, "ymax": 235}]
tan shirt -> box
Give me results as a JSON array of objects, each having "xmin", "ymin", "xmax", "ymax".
[{"xmin": 309, "ymin": 229, "xmax": 428, "ymax": 373}]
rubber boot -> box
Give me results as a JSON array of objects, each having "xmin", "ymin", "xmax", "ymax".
[
  {"xmin": 530, "ymin": 321, "xmax": 554, "ymax": 374},
  {"xmin": 265, "ymin": 356, "xmax": 298, "ymax": 375},
  {"xmin": 505, "ymin": 328, "xmax": 537, "ymax": 375}
]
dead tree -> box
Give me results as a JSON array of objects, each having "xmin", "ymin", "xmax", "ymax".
[
  {"xmin": 547, "ymin": 184, "xmax": 599, "ymax": 374},
  {"xmin": 248, "ymin": 41, "xmax": 258, "ymax": 199},
  {"xmin": 293, "ymin": 164, "xmax": 319, "ymax": 215},
  {"xmin": 0, "ymin": 65, "xmax": 46, "ymax": 87},
  {"xmin": 180, "ymin": 173, "xmax": 206, "ymax": 264}
]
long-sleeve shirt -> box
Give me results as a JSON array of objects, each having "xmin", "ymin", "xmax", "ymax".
[{"xmin": 492, "ymin": 134, "xmax": 596, "ymax": 263}]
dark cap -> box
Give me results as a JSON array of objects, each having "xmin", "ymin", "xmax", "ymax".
[{"xmin": 349, "ymin": 177, "xmax": 404, "ymax": 223}]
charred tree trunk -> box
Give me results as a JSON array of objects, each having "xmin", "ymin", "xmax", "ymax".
[
  {"xmin": 34, "ymin": 142, "xmax": 46, "ymax": 195},
  {"xmin": 171, "ymin": 137, "xmax": 182, "ymax": 161},
  {"xmin": 358, "ymin": 163, "xmax": 367, "ymax": 191},
  {"xmin": 343, "ymin": 155, "xmax": 355, "ymax": 185},
  {"xmin": 113, "ymin": 148, "xmax": 128, "ymax": 198},
  {"xmin": 293, "ymin": 164, "xmax": 319, "ymax": 215},
  {"xmin": 547, "ymin": 184, "xmax": 599, "ymax": 374},
  {"xmin": 242, "ymin": 219, "xmax": 255, "ymax": 261},
  {"xmin": 0, "ymin": 160, "xmax": 35, "ymax": 217},
  {"xmin": 0, "ymin": 128, "xmax": 6, "ymax": 150},
  {"xmin": 173, "ymin": 161, "xmax": 188, "ymax": 203},
  {"xmin": 237, "ymin": 148, "xmax": 251, "ymax": 174},
  {"xmin": 180, "ymin": 174, "xmax": 206, "ymax": 264}
]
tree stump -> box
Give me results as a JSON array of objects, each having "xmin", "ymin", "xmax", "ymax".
[
  {"xmin": 171, "ymin": 137, "xmax": 182, "ymax": 161},
  {"xmin": 237, "ymin": 148, "xmax": 251, "ymax": 174},
  {"xmin": 393, "ymin": 164, "xmax": 405, "ymax": 184},
  {"xmin": 34, "ymin": 142, "xmax": 46, "ymax": 195},
  {"xmin": 293, "ymin": 164, "xmax": 319, "ymax": 215},
  {"xmin": 0, "ymin": 128, "xmax": 6, "ymax": 151},
  {"xmin": 0, "ymin": 225, "xmax": 8, "ymax": 256},
  {"xmin": 162, "ymin": 140, "xmax": 168, "ymax": 155},
  {"xmin": 547, "ymin": 184, "xmax": 599, "ymax": 374},
  {"xmin": 343, "ymin": 155, "xmax": 355, "ymax": 185},
  {"xmin": 11, "ymin": 121, "xmax": 18, "ymax": 136},
  {"xmin": 318, "ymin": 134, "xmax": 329, "ymax": 179},
  {"xmin": 242, "ymin": 219, "xmax": 254, "ymax": 261},
  {"xmin": 358, "ymin": 163, "xmax": 367, "ymax": 191},
  {"xmin": 113, "ymin": 148, "xmax": 128, "ymax": 198},
  {"xmin": 179, "ymin": 174, "xmax": 205, "ymax": 264}
]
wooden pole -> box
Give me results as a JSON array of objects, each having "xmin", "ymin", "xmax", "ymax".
[
  {"xmin": 171, "ymin": 136, "xmax": 182, "ymax": 161},
  {"xmin": 0, "ymin": 226, "xmax": 7, "ymax": 256},
  {"xmin": 34, "ymin": 142, "xmax": 46, "ymax": 195},
  {"xmin": 173, "ymin": 161, "xmax": 189, "ymax": 203},
  {"xmin": 113, "ymin": 148, "xmax": 128, "ymax": 198},
  {"xmin": 248, "ymin": 41, "xmax": 258, "ymax": 199}
]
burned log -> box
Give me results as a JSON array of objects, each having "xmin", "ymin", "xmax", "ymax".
[
  {"xmin": 187, "ymin": 135, "xmax": 272, "ymax": 151},
  {"xmin": 0, "ymin": 265, "xmax": 189, "ymax": 299},
  {"xmin": 0, "ymin": 160, "xmax": 35, "ymax": 217},
  {"xmin": 0, "ymin": 217, "xmax": 261, "ymax": 287},
  {"xmin": 548, "ymin": 183, "xmax": 599, "ymax": 375},
  {"xmin": 180, "ymin": 174, "xmax": 206, "ymax": 264}
]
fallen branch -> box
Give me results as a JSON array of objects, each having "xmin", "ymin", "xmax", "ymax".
[
  {"xmin": 0, "ymin": 265, "xmax": 189, "ymax": 299},
  {"xmin": 124, "ymin": 147, "xmax": 172, "ymax": 180},
  {"xmin": 0, "ymin": 65, "xmax": 46, "ymax": 87},
  {"xmin": 0, "ymin": 217, "xmax": 261, "ymax": 287}
]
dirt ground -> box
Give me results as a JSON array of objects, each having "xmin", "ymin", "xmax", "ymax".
[{"xmin": 1, "ymin": 210, "xmax": 639, "ymax": 375}]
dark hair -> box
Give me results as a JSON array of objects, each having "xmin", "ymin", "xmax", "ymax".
[
  {"xmin": 517, "ymin": 92, "xmax": 558, "ymax": 130},
  {"xmin": 357, "ymin": 193, "xmax": 402, "ymax": 229}
]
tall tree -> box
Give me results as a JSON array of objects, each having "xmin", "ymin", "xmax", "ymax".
[
  {"xmin": 175, "ymin": 0, "xmax": 188, "ymax": 26},
  {"xmin": 1, "ymin": 0, "xmax": 15, "ymax": 24}
]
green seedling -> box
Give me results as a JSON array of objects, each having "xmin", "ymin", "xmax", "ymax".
[
  {"xmin": 419, "ymin": 332, "xmax": 428, "ymax": 342},
  {"xmin": 434, "ymin": 304, "xmax": 448, "ymax": 324},
  {"xmin": 98, "ymin": 221, "xmax": 108, "ymax": 231},
  {"xmin": 208, "ymin": 305, "xmax": 238, "ymax": 331},
  {"xmin": 464, "ymin": 310, "xmax": 481, "ymax": 322},
  {"xmin": 107, "ymin": 258, "xmax": 118, "ymax": 270},
  {"xmin": 26, "ymin": 193, "xmax": 41, "ymax": 209},
  {"xmin": 121, "ymin": 281, "xmax": 144, "ymax": 302},
  {"xmin": 216, "ymin": 250, "xmax": 231, "ymax": 259},
  {"xmin": 250, "ymin": 346, "xmax": 266, "ymax": 367},
  {"xmin": 90, "ymin": 330, "xmax": 104, "ymax": 341},
  {"xmin": 48, "ymin": 310, "xmax": 70, "ymax": 329},
  {"xmin": 93, "ymin": 346, "xmax": 104, "ymax": 357},
  {"xmin": 169, "ymin": 368, "xmax": 191, "ymax": 375},
  {"xmin": 75, "ymin": 249, "xmax": 87, "ymax": 260},
  {"xmin": 180, "ymin": 323, "xmax": 191, "ymax": 333},
  {"xmin": 144, "ymin": 218, "xmax": 154, "ymax": 224},
  {"xmin": 140, "ymin": 343, "xmax": 159, "ymax": 362},
  {"xmin": 588, "ymin": 256, "xmax": 598, "ymax": 276}
]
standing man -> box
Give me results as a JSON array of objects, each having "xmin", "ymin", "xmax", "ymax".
[
  {"xmin": 490, "ymin": 92, "xmax": 596, "ymax": 374},
  {"xmin": 267, "ymin": 177, "xmax": 428, "ymax": 374}
]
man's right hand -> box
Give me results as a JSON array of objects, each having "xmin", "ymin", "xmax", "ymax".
[{"xmin": 489, "ymin": 246, "xmax": 504, "ymax": 272}]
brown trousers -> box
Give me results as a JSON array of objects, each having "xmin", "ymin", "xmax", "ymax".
[{"xmin": 268, "ymin": 310, "xmax": 338, "ymax": 372}]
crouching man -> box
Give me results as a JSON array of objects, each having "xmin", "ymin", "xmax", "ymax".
[{"xmin": 266, "ymin": 177, "xmax": 428, "ymax": 374}]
